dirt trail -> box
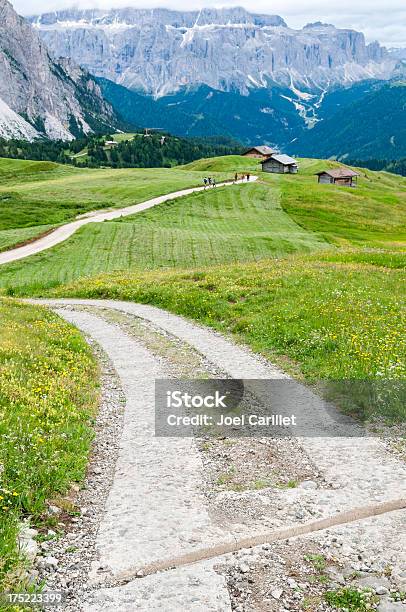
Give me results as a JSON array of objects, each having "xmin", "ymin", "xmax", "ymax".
[
  {"xmin": 29, "ymin": 300, "xmax": 406, "ymax": 611},
  {"xmin": 0, "ymin": 178, "xmax": 256, "ymax": 266}
]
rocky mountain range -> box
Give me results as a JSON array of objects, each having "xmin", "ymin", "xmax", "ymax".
[
  {"xmin": 1, "ymin": 1, "xmax": 405, "ymax": 157},
  {"xmin": 29, "ymin": 7, "xmax": 404, "ymax": 98},
  {"xmin": 0, "ymin": 0, "xmax": 120, "ymax": 140}
]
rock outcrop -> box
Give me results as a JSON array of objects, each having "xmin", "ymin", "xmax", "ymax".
[
  {"xmin": 29, "ymin": 7, "xmax": 402, "ymax": 97},
  {"xmin": 0, "ymin": 0, "xmax": 118, "ymax": 140}
]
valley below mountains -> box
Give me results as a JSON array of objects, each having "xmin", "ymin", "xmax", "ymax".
[
  {"xmin": 0, "ymin": 2, "xmax": 405, "ymax": 159},
  {"xmin": 29, "ymin": 6, "xmax": 406, "ymax": 159}
]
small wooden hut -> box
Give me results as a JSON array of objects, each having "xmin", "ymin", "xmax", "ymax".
[
  {"xmin": 316, "ymin": 168, "xmax": 359, "ymax": 187},
  {"xmin": 261, "ymin": 154, "xmax": 299, "ymax": 174},
  {"xmin": 243, "ymin": 146, "xmax": 276, "ymax": 159}
]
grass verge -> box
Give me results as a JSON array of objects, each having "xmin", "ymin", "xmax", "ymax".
[
  {"xmin": 0, "ymin": 299, "xmax": 98, "ymax": 592},
  {"xmin": 0, "ymin": 225, "xmax": 55, "ymax": 253},
  {"xmin": 45, "ymin": 251, "xmax": 405, "ymax": 420}
]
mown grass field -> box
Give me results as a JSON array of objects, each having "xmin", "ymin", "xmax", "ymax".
[
  {"xmin": 274, "ymin": 159, "xmax": 406, "ymax": 247},
  {"xmin": 186, "ymin": 156, "xmax": 406, "ymax": 246},
  {"xmin": 0, "ymin": 182, "xmax": 328, "ymax": 291},
  {"xmin": 0, "ymin": 155, "xmax": 405, "ymax": 414},
  {"xmin": 0, "ymin": 299, "xmax": 98, "ymax": 592},
  {"xmin": 0, "ymin": 157, "xmax": 228, "ymax": 250}
]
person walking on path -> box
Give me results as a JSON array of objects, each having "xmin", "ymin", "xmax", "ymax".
[
  {"xmin": 212, "ymin": 178, "xmax": 217, "ymax": 188},
  {"xmin": 208, "ymin": 177, "xmax": 212, "ymax": 186},
  {"xmin": 247, "ymin": 173, "xmax": 251, "ymax": 182},
  {"xmin": 203, "ymin": 177, "xmax": 208, "ymax": 189},
  {"xmin": 234, "ymin": 173, "xmax": 238, "ymax": 183}
]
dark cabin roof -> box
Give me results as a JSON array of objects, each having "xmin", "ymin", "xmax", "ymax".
[
  {"xmin": 245, "ymin": 145, "xmax": 275, "ymax": 155},
  {"xmin": 316, "ymin": 168, "xmax": 359, "ymax": 178},
  {"xmin": 263, "ymin": 154, "xmax": 297, "ymax": 166}
]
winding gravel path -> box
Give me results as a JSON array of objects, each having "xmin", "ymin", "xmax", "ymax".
[
  {"xmin": 54, "ymin": 308, "xmax": 233, "ymax": 611},
  {"xmin": 29, "ymin": 300, "xmax": 406, "ymax": 610},
  {"xmin": 38, "ymin": 299, "xmax": 406, "ymax": 508},
  {"xmin": 0, "ymin": 178, "xmax": 256, "ymax": 266}
]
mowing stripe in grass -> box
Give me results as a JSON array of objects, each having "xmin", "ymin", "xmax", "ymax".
[
  {"xmin": 0, "ymin": 178, "xmax": 255, "ymax": 266},
  {"xmin": 0, "ymin": 182, "xmax": 327, "ymax": 292}
]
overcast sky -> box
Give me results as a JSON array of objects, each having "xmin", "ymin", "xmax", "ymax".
[{"xmin": 13, "ymin": 0, "xmax": 406, "ymax": 48}]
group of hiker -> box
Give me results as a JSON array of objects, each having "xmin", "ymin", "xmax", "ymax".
[
  {"xmin": 203, "ymin": 176, "xmax": 217, "ymax": 188},
  {"xmin": 202, "ymin": 173, "xmax": 251, "ymax": 189},
  {"xmin": 234, "ymin": 172, "xmax": 251, "ymax": 182}
]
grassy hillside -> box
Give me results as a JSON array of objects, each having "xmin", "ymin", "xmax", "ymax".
[
  {"xmin": 0, "ymin": 154, "xmax": 404, "ymax": 420},
  {"xmin": 0, "ymin": 299, "xmax": 98, "ymax": 592},
  {"xmin": 0, "ymin": 182, "xmax": 327, "ymax": 292},
  {"xmin": 0, "ymin": 156, "xmax": 405, "ymax": 293},
  {"xmin": 51, "ymin": 252, "xmax": 405, "ymax": 406},
  {"xmin": 185, "ymin": 156, "xmax": 406, "ymax": 247},
  {"xmin": 266, "ymin": 159, "xmax": 406, "ymax": 247},
  {"xmin": 0, "ymin": 157, "xmax": 229, "ymax": 250},
  {"xmin": 181, "ymin": 155, "xmax": 260, "ymax": 173},
  {"xmin": 184, "ymin": 157, "xmax": 406, "ymax": 248}
]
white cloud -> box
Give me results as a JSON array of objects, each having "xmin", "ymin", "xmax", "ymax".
[{"xmin": 12, "ymin": 0, "xmax": 406, "ymax": 48}]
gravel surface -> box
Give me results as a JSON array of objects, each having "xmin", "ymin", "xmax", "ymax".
[
  {"xmin": 26, "ymin": 300, "xmax": 406, "ymax": 611},
  {"xmin": 51, "ymin": 308, "xmax": 233, "ymax": 611},
  {"xmin": 32, "ymin": 338, "xmax": 126, "ymax": 611},
  {"xmin": 77, "ymin": 307, "xmax": 327, "ymax": 533}
]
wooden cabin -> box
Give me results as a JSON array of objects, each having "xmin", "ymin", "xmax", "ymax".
[
  {"xmin": 316, "ymin": 168, "xmax": 359, "ymax": 187},
  {"xmin": 243, "ymin": 145, "xmax": 276, "ymax": 160},
  {"xmin": 261, "ymin": 154, "xmax": 299, "ymax": 174}
]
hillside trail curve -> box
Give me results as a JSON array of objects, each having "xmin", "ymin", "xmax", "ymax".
[
  {"xmin": 27, "ymin": 299, "xmax": 406, "ymax": 612},
  {"xmin": 0, "ymin": 177, "xmax": 257, "ymax": 266}
]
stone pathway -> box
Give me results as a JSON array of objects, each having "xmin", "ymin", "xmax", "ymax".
[
  {"xmin": 39, "ymin": 299, "xmax": 406, "ymax": 508},
  {"xmin": 0, "ymin": 178, "xmax": 256, "ymax": 265},
  {"xmin": 30, "ymin": 300, "xmax": 406, "ymax": 611},
  {"xmin": 56, "ymin": 308, "xmax": 233, "ymax": 611}
]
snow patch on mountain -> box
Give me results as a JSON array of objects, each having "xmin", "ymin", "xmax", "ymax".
[
  {"xmin": 0, "ymin": 98, "xmax": 38, "ymax": 140},
  {"xmin": 29, "ymin": 6, "xmax": 403, "ymax": 100}
]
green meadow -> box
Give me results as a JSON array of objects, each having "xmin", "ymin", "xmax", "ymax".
[
  {"xmin": 0, "ymin": 181, "xmax": 328, "ymax": 291},
  {"xmin": 0, "ymin": 153, "xmax": 405, "ymax": 591},
  {"xmin": 0, "ymin": 154, "xmax": 405, "ymax": 401},
  {"xmin": 276, "ymin": 159, "xmax": 406, "ymax": 247},
  {"xmin": 0, "ymin": 157, "xmax": 228, "ymax": 250},
  {"xmin": 0, "ymin": 300, "xmax": 98, "ymax": 592},
  {"xmin": 54, "ymin": 253, "xmax": 405, "ymax": 393}
]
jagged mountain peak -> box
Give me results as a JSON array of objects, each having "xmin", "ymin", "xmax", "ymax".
[
  {"xmin": 29, "ymin": 6, "xmax": 400, "ymax": 98},
  {"xmin": 0, "ymin": 0, "xmax": 119, "ymax": 140},
  {"xmin": 29, "ymin": 6, "xmax": 287, "ymax": 29}
]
